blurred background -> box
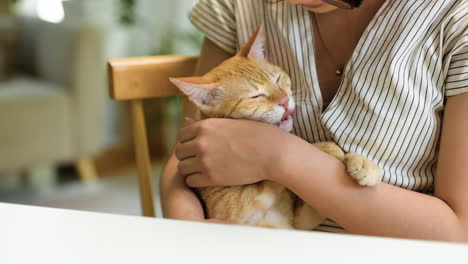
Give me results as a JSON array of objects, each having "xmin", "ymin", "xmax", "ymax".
[{"xmin": 0, "ymin": 0, "xmax": 202, "ymax": 217}]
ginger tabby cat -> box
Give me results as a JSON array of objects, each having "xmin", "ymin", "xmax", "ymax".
[{"xmin": 170, "ymin": 25, "xmax": 383, "ymax": 230}]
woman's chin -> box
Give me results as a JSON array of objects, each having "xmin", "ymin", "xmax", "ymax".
[{"xmin": 305, "ymin": 5, "xmax": 338, "ymax": 14}]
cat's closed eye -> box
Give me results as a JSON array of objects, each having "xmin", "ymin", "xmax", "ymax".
[
  {"xmin": 250, "ymin": 94, "xmax": 267, "ymax": 99},
  {"xmin": 275, "ymin": 75, "xmax": 282, "ymax": 84}
]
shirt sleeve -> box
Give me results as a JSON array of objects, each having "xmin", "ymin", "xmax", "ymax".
[
  {"xmin": 189, "ymin": 0, "xmax": 238, "ymax": 55},
  {"xmin": 444, "ymin": 3, "xmax": 468, "ymax": 97}
]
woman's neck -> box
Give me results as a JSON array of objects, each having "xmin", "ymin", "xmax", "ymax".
[
  {"xmin": 311, "ymin": 0, "xmax": 386, "ymax": 109},
  {"xmin": 313, "ymin": 0, "xmax": 386, "ymax": 55}
]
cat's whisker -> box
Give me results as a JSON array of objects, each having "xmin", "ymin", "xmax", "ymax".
[
  {"xmin": 292, "ymin": 98, "xmax": 310, "ymax": 105},
  {"xmin": 292, "ymin": 95, "xmax": 307, "ymax": 101},
  {"xmin": 292, "ymin": 94, "xmax": 308, "ymax": 100},
  {"xmin": 294, "ymin": 102, "xmax": 308, "ymax": 107},
  {"xmin": 291, "ymin": 87, "xmax": 307, "ymax": 95},
  {"xmin": 292, "ymin": 93, "xmax": 310, "ymax": 99}
]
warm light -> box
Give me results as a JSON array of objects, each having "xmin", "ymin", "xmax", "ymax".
[{"xmin": 36, "ymin": 0, "xmax": 65, "ymax": 23}]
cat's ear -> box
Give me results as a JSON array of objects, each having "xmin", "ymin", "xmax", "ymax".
[
  {"xmin": 170, "ymin": 77, "xmax": 222, "ymax": 106},
  {"xmin": 238, "ymin": 24, "xmax": 266, "ymax": 60}
]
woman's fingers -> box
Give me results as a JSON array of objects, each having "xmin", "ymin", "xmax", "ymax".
[
  {"xmin": 178, "ymin": 121, "xmax": 200, "ymax": 143},
  {"xmin": 175, "ymin": 140, "xmax": 198, "ymax": 161},
  {"xmin": 186, "ymin": 173, "xmax": 209, "ymax": 188},
  {"xmin": 178, "ymin": 157, "xmax": 203, "ymax": 176},
  {"xmin": 175, "ymin": 120, "xmax": 203, "ymax": 161}
]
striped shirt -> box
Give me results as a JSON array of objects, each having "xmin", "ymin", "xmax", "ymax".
[{"xmin": 189, "ymin": 0, "xmax": 468, "ymax": 233}]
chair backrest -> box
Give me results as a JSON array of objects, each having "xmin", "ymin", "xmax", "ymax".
[{"xmin": 107, "ymin": 55, "xmax": 198, "ymax": 217}]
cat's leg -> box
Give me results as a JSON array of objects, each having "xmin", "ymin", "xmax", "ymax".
[
  {"xmin": 313, "ymin": 142, "xmax": 382, "ymax": 186},
  {"xmin": 313, "ymin": 142, "xmax": 345, "ymax": 161},
  {"xmin": 294, "ymin": 199, "xmax": 324, "ymax": 230},
  {"xmin": 344, "ymin": 153, "xmax": 383, "ymax": 186}
]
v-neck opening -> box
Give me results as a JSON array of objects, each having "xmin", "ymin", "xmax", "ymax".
[{"xmin": 305, "ymin": 1, "xmax": 391, "ymax": 116}]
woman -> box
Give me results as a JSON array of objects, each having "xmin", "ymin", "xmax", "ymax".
[{"xmin": 161, "ymin": 0, "xmax": 468, "ymax": 242}]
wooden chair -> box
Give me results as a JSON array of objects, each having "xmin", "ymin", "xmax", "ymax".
[{"xmin": 107, "ymin": 55, "xmax": 198, "ymax": 217}]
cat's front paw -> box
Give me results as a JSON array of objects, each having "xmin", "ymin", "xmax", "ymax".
[
  {"xmin": 344, "ymin": 153, "xmax": 383, "ymax": 186},
  {"xmin": 313, "ymin": 142, "xmax": 345, "ymax": 161}
]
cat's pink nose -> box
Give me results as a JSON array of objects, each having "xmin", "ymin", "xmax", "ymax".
[{"xmin": 279, "ymin": 97, "xmax": 289, "ymax": 110}]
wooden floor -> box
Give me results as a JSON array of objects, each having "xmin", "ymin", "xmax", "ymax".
[
  {"xmin": 1, "ymin": 166, "xmax": 164, "ymax": 218},
  {"xmin": 0, "ymin": 140, "xmax": 166, "ymax": 217},
  {"xmin": 0, "ymin": 140, "xmax": 168, "ymax": 218}
]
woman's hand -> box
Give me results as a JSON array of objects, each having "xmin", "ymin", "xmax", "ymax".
[{"xmin": 175, "ymin": 118, "xmax": 292, "ymax": 188}]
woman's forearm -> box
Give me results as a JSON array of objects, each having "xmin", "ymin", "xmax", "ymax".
[
  {"xmin": 272, "ymin": 137, "xmax": 466, "ymax": 242},
  {"xmin": 160, "ymin": 153, "xmax": 204, "ymax": 220}
]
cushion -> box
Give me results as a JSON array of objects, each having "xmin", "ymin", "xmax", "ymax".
[
  {"xmin": 0, "ymin": 77, "xmax": 74, "ymax": 169},
  {"xmin": 34, "ymin": 21, "xmax": 78, "ymax": 88}
]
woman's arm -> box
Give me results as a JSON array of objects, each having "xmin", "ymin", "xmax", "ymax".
[
  {"xmin": 272, "ymin": 92, "xmax": 468, "ymax": 242},
  {"xmin": 160, "ymin": 38, "xmax": 233, "ymax": 219}
]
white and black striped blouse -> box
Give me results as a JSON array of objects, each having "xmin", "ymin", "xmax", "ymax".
[{"xmin": 189, "ymin": 0, "xmax": 468, "ymax": 233}]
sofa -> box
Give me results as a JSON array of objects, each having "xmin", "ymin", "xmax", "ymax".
[{"xmin": 0, "ymin": 17, "xmax": 107, "ymax": 190}]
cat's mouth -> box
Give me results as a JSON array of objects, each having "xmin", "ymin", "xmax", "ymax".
[{"xmin": 275, "ymin": 109, "xmax": 295, "ymax": 128}]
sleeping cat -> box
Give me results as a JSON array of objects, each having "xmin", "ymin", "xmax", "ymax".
[{"xmin": 170, "ymin": 25, "xmax": 383, "ymax": 230}]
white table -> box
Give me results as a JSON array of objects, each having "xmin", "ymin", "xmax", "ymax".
[{"xmin": 0, "ymin": 202, "xmax": 466, "ymax": 264}]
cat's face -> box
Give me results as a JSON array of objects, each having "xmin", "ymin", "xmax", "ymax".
[{"xmin": 171, "ymin": 25, "xmax": 295, "ymax": 132}]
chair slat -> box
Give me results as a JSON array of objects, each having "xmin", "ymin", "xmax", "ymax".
[
  {"xmin": 130, "ymin": 100, "xmax": 155, "ymax": 217},
  {"xmin": 108, "ymin": 55, "xmax": 198, "ymax": 101}
]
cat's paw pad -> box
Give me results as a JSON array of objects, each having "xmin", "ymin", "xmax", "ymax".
[{"xmin": 344, "ymin": 153, "xmax": 383, "ymax": 187}]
